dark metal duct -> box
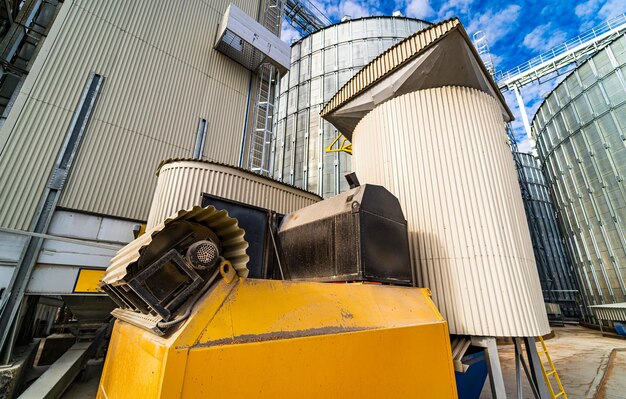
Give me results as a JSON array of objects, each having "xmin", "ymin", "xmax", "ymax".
[{"xmin": 278, "ymin": 184, "xmax": 413, "ymax": 285}]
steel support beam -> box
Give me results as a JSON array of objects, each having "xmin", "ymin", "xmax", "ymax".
[
  {"xmin": 512, "ymin": 85, "xmax": 537, "ymax": 155},
  {"xmin": 497, "ymin": 14, "xmax": 626, "ymax": 89},
  {"xmin": 514, "ymin": 337, "xmax": 541, "ymax": 399},
  {"xmin": 471, "ymin": 336, "xmax": 507, "ymax": 399},
  {"xmin": 18, "ymin": 323, "xmax": 109, "ymax": 399},
  {"xmin": 523, "ymin": 336, "xmax": 551, "ymax": 399}
]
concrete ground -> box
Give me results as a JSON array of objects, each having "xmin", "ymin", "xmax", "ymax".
[
  {"xmin": 60, "ymin": 325, "xmax": 625, "ymax": 398},
  {"xmin": 481, "ymin": 325, "xmax": 626, "ymax": 399}
]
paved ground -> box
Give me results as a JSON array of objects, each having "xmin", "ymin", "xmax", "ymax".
[
  {"xmin": 596, "ymin": 349, "xmax": 626, "ymax": 399},
  {"xmin": 481, "ymin": 325, "xmax": 626, "ymax": 399}
]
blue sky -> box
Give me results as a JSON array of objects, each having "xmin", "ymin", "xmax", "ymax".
[{"xmin": 281, "ymin": 0, "xmax": 625, "ymax": 152}]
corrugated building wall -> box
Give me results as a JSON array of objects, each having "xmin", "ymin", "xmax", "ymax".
[
  {"xmin": 0, "ymin": 0, "xmax": 262, "ymax": 230},
  {"xmin": 531, "ymin": 35, "xmax": 626, "ymax": 317},
  {"xmin": 352, "ymin": 87, "xmax": 549, "ymax": 337},
  {"xmin": 147, "ymin": 160, "xmax": 321, "ymax": 229}
]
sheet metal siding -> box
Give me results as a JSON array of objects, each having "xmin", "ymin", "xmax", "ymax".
[
  {"xmin": 147, "ymin": 161, "xmax": 321, "ymax": 229},
  {"xmin": 516, "ymin": 152, "xmax": 580, "ymax": 317},
  {"xmin": 271, "ymin": 17, "xmax": 430, "ymax": 198},
  {"xmin": 532, "ymin": 36, "xmax": 626, "ymax": 316},
  {"xmin": 352, "ymin": 86, "xmax": 549, "ymax": 337},
  {"xmin": 0, "ymin": 0, "xmax": 260, "ymax": 230}
]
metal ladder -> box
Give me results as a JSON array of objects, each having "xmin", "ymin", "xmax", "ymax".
[
  {"xmin": 249, "ymin": 64, "xmax": 276, "ymax": 174},
  {"xmin": 248, "ymin": 0, "xmax": 283, "ymax": 175},
  {"xmin": 537, "ymin": 337, "xmax": 568, "ymax": 399}
]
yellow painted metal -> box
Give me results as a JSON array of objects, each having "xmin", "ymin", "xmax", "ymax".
[
  {"xmin": 73, "ymin": 269, "xmax": 105, "ymax": 293},
  {"xmin": 98, "ymin": 278, "xmax": 457, "ymax": 398},
  {"xmin": 537, "ymin": 336, "xmax": 568, "ymax": 399},
  {"xmin": 325, "ymin": 133, "xmax": 352, "ymax": 155}
]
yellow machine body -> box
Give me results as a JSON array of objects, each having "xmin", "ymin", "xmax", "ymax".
[{"xmin": 98, "ymin": 274, "xmax": 457, "ymax": 398}]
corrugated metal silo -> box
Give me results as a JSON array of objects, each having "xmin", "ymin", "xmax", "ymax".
[
  {"xmin": 515, "ymin": 152, "xmax": 581, "ymax": 318},
  {"xmin": 531, "ymin": 35, "xmax": 626, "ymax": 321},
  {"xmin": 322, "ymin": 19, "xmax": 549, "ymax": 337},
  {"xmin": 271, "ymin": 16, "xmax": 430, "ymax": 197}
]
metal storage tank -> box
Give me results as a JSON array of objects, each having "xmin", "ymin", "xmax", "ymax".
[
  {"xmin": 515, "ymin": 152, "xmax": 580, "ymax": 317},
  {"xmin": 322, "ymin": 19, "xmax": 550, "ymax": 337},
  {"xmin": 271, "ymin": 16, "xmax": 430, "ymax": 197},
  {"xmin": 531, "ymin": 35, "xmax": 626, "ymax": 321},
  {"xmin": 147, "ymin": 159, "xmax": 321, "ymax": 229}
]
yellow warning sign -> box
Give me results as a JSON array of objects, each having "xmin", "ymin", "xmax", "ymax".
[{"xmin": 73, "ymin": 268, "xmax": 106, "ymax": 293}]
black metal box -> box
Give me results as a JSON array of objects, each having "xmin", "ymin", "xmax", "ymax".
[{"xmin": 277, "ymin": 184, "xmax": 413, "ymax": 285}]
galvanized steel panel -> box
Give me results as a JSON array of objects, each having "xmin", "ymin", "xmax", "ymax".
[
  {"xmin": 271, "ymin": 16, "xmax": 430, "ymax": 198},
  {"xmin": 147, "ymin": 160, "xmax": 321, "ymax": 229},
  {"xmin": 516, "ymin": 152, "xmax": 580, "ymax": 317},
  {"xmin": 531, "ymin": 35, "xmax": 626, "ymax": 318},
  {"xmin": 0, "ymin": 0, "xmax": 261, "ymax": 230},
  {"xmin": 352, "ymin": 86, "xmax": 550, "ymax": 337}
]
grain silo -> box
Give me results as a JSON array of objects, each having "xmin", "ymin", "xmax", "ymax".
[
  {"xmin": 516, "ymin": 152, "xmax": 580, "ymax": 318},
  {"xmin": 271, "ymin": 16, "xmax": 430, "ymax": 197},
  {"xmin": 531, "ymin": 35, "xmax": 626, "ymax": 322},
  {"xmin": 321, "ymin": 19, "xmax": 549, "ymax": 339}
]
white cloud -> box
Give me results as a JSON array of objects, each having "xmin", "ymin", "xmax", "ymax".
[
  {"xmin": 522, "ymin": 24, "xmax": 568, "ymax": 52},
  {"xmin": 405, "ymin": 0, "xmax": 434, "ymax": 19},
  {"xmin": 341, "ymin": 0, "xmax": 373, "ymax": 18},
  {"xmin": 517, "ymin": 135, "xmax": 532, "ymax": 153},
  {"xmin": 597, "ymin": 0, "xmax": 624, "ymax": 20},
  {"xmin": 281, "ymin": 20, "xmax": 301, "ymax": 44},
  {"xmin": 575, "ymin": 0, "xmax": 624, "ymax": 30},
  {"xmin": 575, "ymin": 0, "xmax": 597, "ymax": 18},
  {"xmin": 314, "ymin": 0, "xmax": 380, "ymax": 20},
  {"xmin": 437, "ymin": 0, "xmax": 475, "ymax": 19},
  {"xmin": 466, "ymin": 5, "xmax": 521, "ymax": 46}
]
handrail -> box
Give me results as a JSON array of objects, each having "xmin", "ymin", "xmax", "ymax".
[{"xmin": 496, "ymin": 13, "xmax": 626, "ymax": 85}]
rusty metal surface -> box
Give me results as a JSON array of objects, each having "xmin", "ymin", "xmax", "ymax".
[{"xmin": 197, "ymin": 326, "xmax": 373, "ymax": 348}]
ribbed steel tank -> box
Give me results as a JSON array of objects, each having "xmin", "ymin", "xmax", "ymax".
[
  {"xmin": 271, "ymin": 16, "xmax": 430, "ymax": 198},
  {"xmin": 146, "ymin": 159, "xmax": 321, "ymax": 229},
  {"xmin": 531, "ymin": 35, "xmax": 626, "ymax": 319},
  {"xmin": 352, "ymin": 86, "xmax": 549, "ymax": 336},
  {"xmin": 515, "ymin": 152, "xmax": 580, "ymax": 317}
]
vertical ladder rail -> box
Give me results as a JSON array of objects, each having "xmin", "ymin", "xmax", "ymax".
[
  {"xmin": 537, "ymin": 337, "xmax": 568, "ymax": 399},
  {"xmin": 248, "ymin": 0, "xmax": 283, "ymax": 175}
]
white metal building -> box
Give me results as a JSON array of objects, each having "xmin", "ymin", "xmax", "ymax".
[{"xmin": 0, "ymin": 0, "xmax": 292, "ymax": 355}]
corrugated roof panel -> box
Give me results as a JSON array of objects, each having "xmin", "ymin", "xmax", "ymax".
[
  {"xmin": 320, "ymin": 18, "xmax": 460, "ymax": 117},
  {"xmin": 352, "ymin": 86, "xmax": 549, "ymax": 337}
]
